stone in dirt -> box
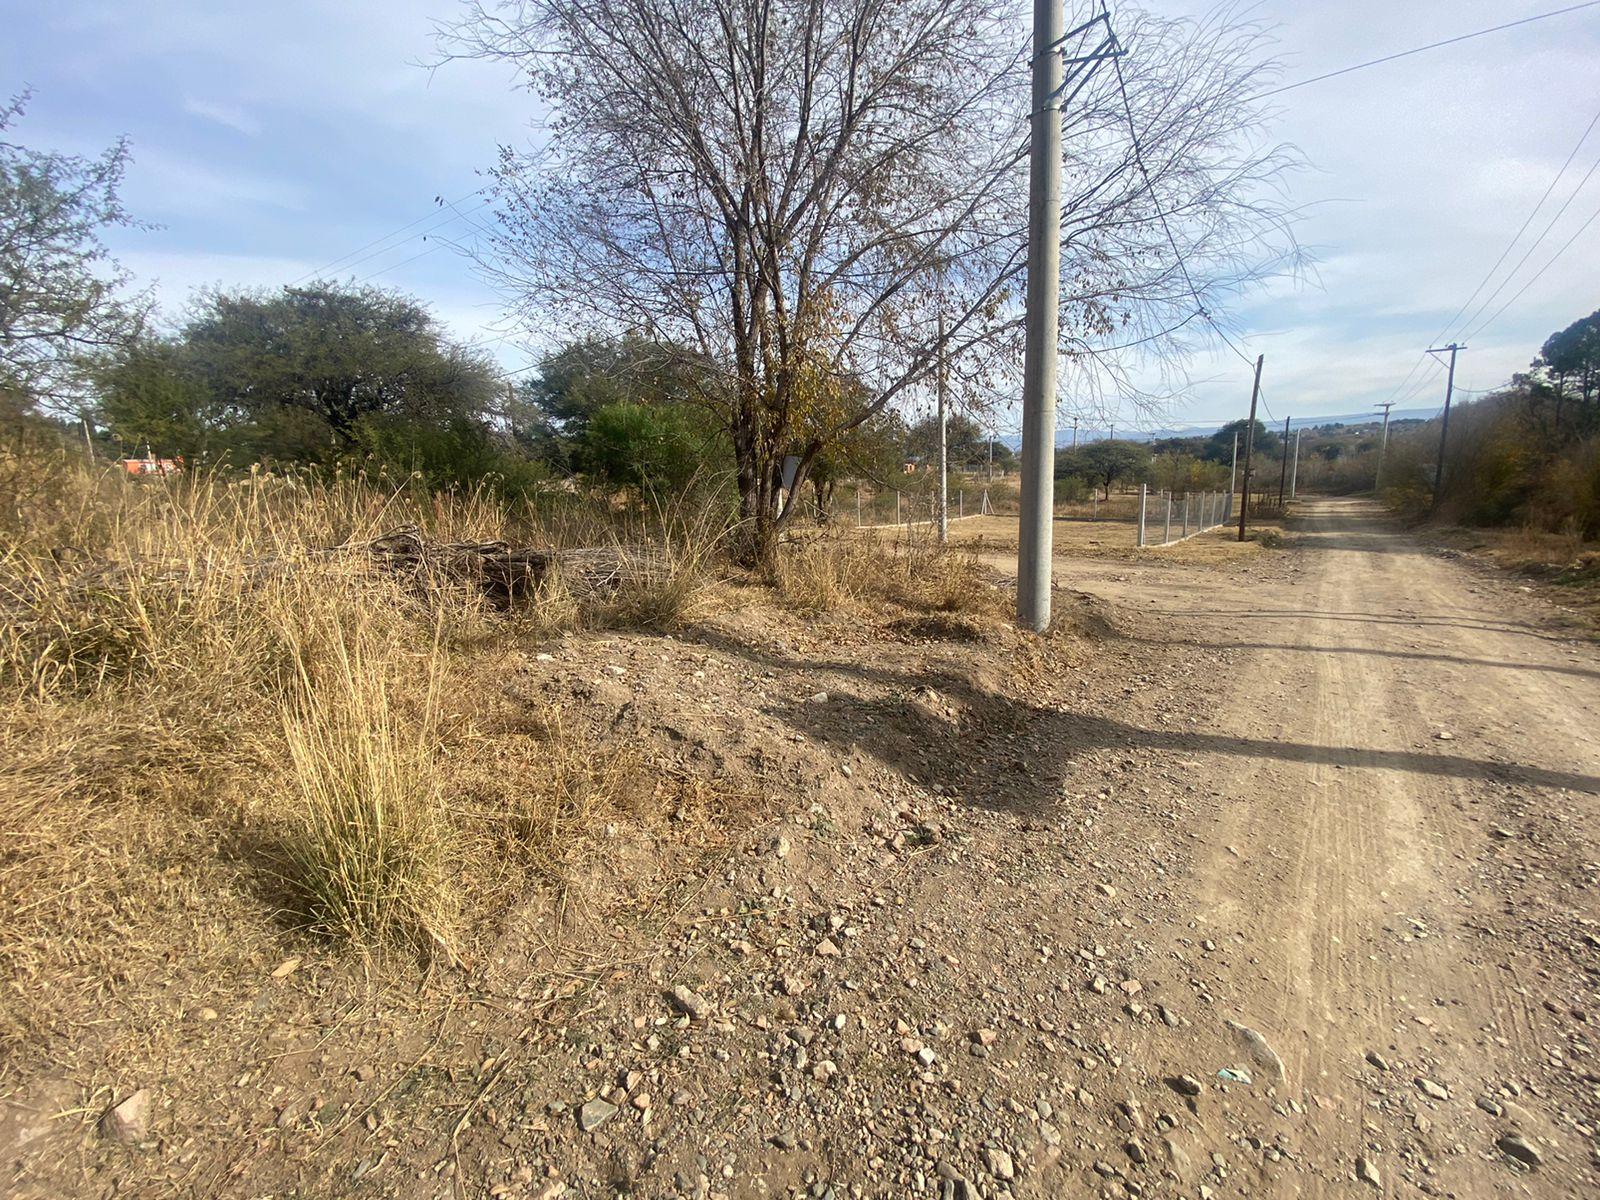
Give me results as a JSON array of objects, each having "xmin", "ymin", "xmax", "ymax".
[
  {"xmin": 1224, "ymin": 1019, "xmax": 1285, "ymax": 1084},
  {"xmin": 577, "ymin": 1099, "xmax": 618, "ymax": 1132},
  {"xmin": 982, "ymin": 1147, "xmax": 1016, "ymax": 1181},
  {"xmin": 1356, "ymin": 1156, "xmax": 1381, "ymax": 1187},
  {"xmin": 668, "ymin": 984, "xmax": 713, "ymax": 1021},
  {"xmin": 1495, "ymin": 1133, "xmax": 1543, "ymax": 1169},
  {"xmin": 1167, "ymin": 1075, "xmax": 1203, "ymax": 1097},
  {"xmin": 1364, "ymin": 1050, "xmax": 1390, "ymax": 1072},
  {"xmin": 1415, "ymin": 1077, "xmax": 1449, "ymax": 1101},
  {"xmin": 98, "ymin": 1089, "xmax": 150, "ymax": 1143}
]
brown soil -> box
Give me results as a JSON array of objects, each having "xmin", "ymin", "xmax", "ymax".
[{"xmin": 5, "ymin": 498, "xmax": 1597, "ymax": 1199}]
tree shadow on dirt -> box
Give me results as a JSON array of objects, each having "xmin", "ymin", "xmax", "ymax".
[{"xmin": 687, "ymin": 626, "xmax": 1600, "ymax": 816}]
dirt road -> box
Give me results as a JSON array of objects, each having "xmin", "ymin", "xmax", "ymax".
[
  {"xmin": 13, "ymin": 498, "xmax": 1598, "ymax": 1199},
  {"xmin": 1075, "ymin": 496, "xmax": 1600, "ymax": 1196}
]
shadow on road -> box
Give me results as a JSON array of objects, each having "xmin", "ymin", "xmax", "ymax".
[
  {"xmin": 1117, "ymin": 635, "xmax": 1600, "ymax": 682},
  {"xmin": 688, "ymin": 626, "xmax": 1600, "ymax": 816},
  {"xmin": 1138, "ymin": 606, "xmax": 1568, "ymax": 643}
]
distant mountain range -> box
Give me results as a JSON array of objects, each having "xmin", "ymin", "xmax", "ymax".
[{"xmin": 999, "ymin": 407, "xmax": 1439, "ymax": 449}]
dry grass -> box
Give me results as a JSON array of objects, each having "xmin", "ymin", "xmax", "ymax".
[
  {"xmin": 277, "ymin": 610, "xmax": 454, "ymax": 957},
  {"xmin": 1432, "ymin": 524, "xmax": 1600, "ymax": 628},
  {"xmin": 0, "ymin": 450, "xmax": 745, "ymax": 1070},
  {"xmin": 771, "ymin": 526, "xmax": 1006, "ymax": 619}
]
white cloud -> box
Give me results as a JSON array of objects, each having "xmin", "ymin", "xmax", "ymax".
[
  {"xmin": 181, "ymin": 95, "xmax": 261, "ymax": 137},
  {"xmin": 123, "ymin": 149, "xmax": 310, "ymax": 217}
]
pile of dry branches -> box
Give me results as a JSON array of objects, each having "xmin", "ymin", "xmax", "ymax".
[{"xmin": 364, "ymin": 527, "xmax": 668, "ymax": 607}]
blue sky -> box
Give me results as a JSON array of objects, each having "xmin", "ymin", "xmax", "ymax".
[{"xmin": 6, "ymin": 1, "xmax": 1600, "ymax": 433}]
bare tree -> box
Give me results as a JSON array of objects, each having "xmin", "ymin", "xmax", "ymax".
[{"xmin": 440, "ymin": 1, "xmax": 1300, "ymax": 563}]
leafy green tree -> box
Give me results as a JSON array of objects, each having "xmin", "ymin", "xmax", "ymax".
[
  {"xmin": 577, "ymin": 400, "xmax": 714, "ymax": 494},
  {"xmin": 513, "ymin": 335, "xmax": 709, "ymax": 470},
  {"xmin": 181, "ymin": 282, "xmax": 499, "ymax": 458},
  {"xmin": 904, "ymin": 411, "xmax": 988, "ymax": 469},
  {"xmin": 1207, "ymin": 418, "xmax": 1277, "ymax": 463},
  {"xmin": 983, "ymin": 438, "xmax": 1018, "ymax": 473},
  {"xmin": 1149, "ymin": 451, "xmax": 1225, "ymax": 494},
  {"xmin": 90, "ymin": 339, "xmax": 217, "ymax": 462},
  {"xmin": 1535, "ymin": 307, "xmax": 1600, "ymax": 413},
  {"xmin": 0, "ymin": 91, "xmax": 150, "ymax": 407},
  {"xmin": 1059, "ymin": 441, "xmax": 1151, "ymax": 498}
]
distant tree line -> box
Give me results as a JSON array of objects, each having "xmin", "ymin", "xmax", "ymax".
[{"xmin": 1382, "ymin": 307, "xmax": 1600, "ymax": 537}]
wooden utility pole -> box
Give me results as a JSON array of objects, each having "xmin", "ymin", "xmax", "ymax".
[
  {"xmin": 1276, "ymin": 415, "xmax": 1291, "ymax": 506},
  {"xmin": 1237, "ymin": 355, "xmax": 1264, "ymax": 542},
  {"xmin": 1373, "ymin": 401, "xmax": 1394, "ymax": 491},
  {"xmin": 1428, "ymin": 343, "xmax": 1464, "ymax": 508}
]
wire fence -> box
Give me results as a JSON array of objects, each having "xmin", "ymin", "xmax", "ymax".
[
  {"xmin": 1135, "ymin": 485, "xmax": 1233, "ymax": 547},
  {"xmin": 816, "ymin": 478, "xmax": 1237, "ymax": 547},
  {"xmin": 833, "ymin": 479, "xmax": 999, "ymax": 529}
]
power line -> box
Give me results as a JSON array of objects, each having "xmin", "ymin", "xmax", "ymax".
[
  {"xmin": 1256, "ymin": 1, "xmax": 1600, "ymax": 99},
  {"xmin": 1102, "ymin": 3, "xmax": 1263, "ymax": 383},
  {"xmin": 1433, "ymin": 103, "xmax": 1600, "ymax": 344},
  {"xmin": 290, "ymin": 186, "xmax": 489, "ymax": 284},
  {"xmin": 1451, "ymin": 150, "xmax": 1600, "ymax": 336},
  {"xmin": 1381, "ymin": 99, "xmax": 1600, "ymax": 408},
  {"xmin": 1464, "ymin": 194, "xmax": 1600, "ymax": 341}
]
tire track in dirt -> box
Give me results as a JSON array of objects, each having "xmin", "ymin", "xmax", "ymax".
[{"xmin": 1119, "ymin": 497, "xmax": 1600, "ymax": 1197}]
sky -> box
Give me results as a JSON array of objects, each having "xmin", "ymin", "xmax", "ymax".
[{"xmin": 5, "ymin": 1, "xmax": 1600, "ymax": 435}]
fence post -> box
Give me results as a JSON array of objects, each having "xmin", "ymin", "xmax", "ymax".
[
  {"xmin": 959, "ymin": 489, "xmax": 964, "ymax": 519},
  {"xmin": 1182, "ymin": 493, "xmax": 1190, "ymax": 538},
  {"xmin": 1163, "ymin": 491, "xmax": 1172, "ymax": 545},
  {"xmin": 1137, "ymin": 484, "xmax": 1148, "ymax": 547},
  {"xmin": 896, "ymin": 490, "xmax": 902, "ymax": 526},
  {"xmin": 1092, "ymin": 494, "xmax": 1098, "ymax": 521}
]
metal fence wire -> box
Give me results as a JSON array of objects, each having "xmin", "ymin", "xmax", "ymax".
[{"xmin": 1135, "ymin": 485, "xmax": 1233, "ymax": 547}]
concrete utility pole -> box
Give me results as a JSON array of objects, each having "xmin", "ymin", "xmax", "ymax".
[
  {"xmin": 1289, "ymin": 429, "xmax": 1301, "ymax": 499},
  {"xmin": 1227, "ymin": 431, "xmax": 1238, "ymax": 517},
  {"xmin": 1276, "ymin": 415, "xmax": 1291, "ymax": 507},
  {"xmin": 1373, "ymin": 401, "xmax": 1394, "ymax": 491},
  {"xmin": 1429, "ymin": 343, "xmax": 1464, "ymax": 508},
  {"xmin": 1071, "ymin": 416, "xmax": 1079, "ymax": 449},
  {"xmin": 1237, "ymin": 355, "xmax": 1264, "ymax": 542},
  {"xmin": 936, "ymin": 304, "xmax": 949, "ymax": 545},
  {"xmin": 1016, "ymin": 0, "xmax": 1065, "ymax": 632},
  {"xmin": 987, "ymin": 429, "xmax": 994, "ymax": 483}
]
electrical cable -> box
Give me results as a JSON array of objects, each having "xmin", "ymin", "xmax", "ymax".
[
  {"xmin": 1464, "ymin": 194, "xmax": 1600, "ymax": 341},
  {"xmin": 289, "ymin": 186, "xmax": 489, "ymax": 284},
  {"xmin": 1450, "ymin": 150, "xmax": 1600, "ymax": 336},
  {"xmin": 1256, "ymin": 2, "xmax": 1600, "ymax": 99}
]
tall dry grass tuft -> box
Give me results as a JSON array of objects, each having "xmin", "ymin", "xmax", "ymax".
[{"xmin": 276, "ymin": 607, "xmax": 455, "ymax": 958}]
